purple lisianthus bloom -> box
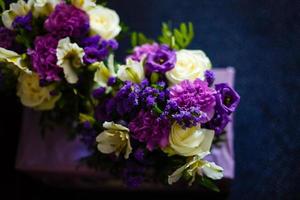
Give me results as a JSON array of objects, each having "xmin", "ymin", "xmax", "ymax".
[
  {"xmin": 81, "ymin": 35, "xmax": 118, "ymax": 64},
  {"xmin": 29, "ymin": 34, "xmax": 62, "ymax": 82},
  {"xmin": 205, "ymin": 109, "xmax": 230, "ymax": 135},
  {"xmin": 129, "ymin": 110, "xmax": 170, "ymax": 151},
  {"xmin": 169, "ymin": 79, "xmax": 216, "ymax": 127},
  {"xmin": 204, "ymin": 70, "xmax": 215, "ymax": 86},
  {"xmin": 129, "ymin": 43, "xmax": 160, "ymax": 61},
  {"xmin": 44, "ymin": 3, "xmax": 89, "ymax": 38},
  {"xmin": 215, "ymin": 83, "xmax": 240, "ymax": 114},
  {"xmin": 0, "ymin": 27, "xmax": 15, "ymax": 49},
  {"xmin": 145, "ymin": 44, "xmax": 176, "ymax": 73},
  {"xmin": 12, "ymin": 12, "xmax": 32, "ymax": 31}
]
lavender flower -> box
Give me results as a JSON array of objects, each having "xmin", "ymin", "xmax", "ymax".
[
  {"xmin": 29, "ymin": 34, "xmax": 62, "ymax": 82},
  {"xmin": 0, "ymin": 27, "xmax": 15, "ymax": 49},
  {"xmin": 129, "ymin": 110, "xmax": 170, "ymax": 151},
  {"xmin": 92, "ymin": 87, "xmax": 106, "ymax": 99},
  {"xmin": 215, "ymin": 83, "xmax": 240, "ymax": 114},
  {"xmin": 204, "ymin": 70, "xmax": 215, "ymax": 86},
  {"xmin": 44, "ymin": 3, "xmax": 89, "ymax": 38},
  {"xmin": 145, "ymin": 44, "xmax": 176, "ymax": 73},
  {"xmin": 129, "ymin": 43, "xmax": 160, "ymax": 61},
  {"xmin": 168, "ymin": 79, "xmax": 216, "ymax": 127},
  {"xmin": 204, "ymin": 109, "xmax": 230, "ymax": 135},
  {"xmin": 12, "ymin": 12, "xmax": 32, "ymax": 31}
]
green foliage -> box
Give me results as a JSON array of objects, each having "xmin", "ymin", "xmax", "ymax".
[
  {"xmin": 131, "ymin": 32, "xmax": 154, "ymax": 47},
  {"xmin": 158, "ymin": 22, "xmax": 194, "ymax": 50},
  {"xmin": 0, "ymin": 0, "xmax": 5, "ymax": 12}
]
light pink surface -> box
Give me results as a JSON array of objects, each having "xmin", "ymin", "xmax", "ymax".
[{"xmin": 15, "ymin": 68, "xmax": 236, "ymax": 187}]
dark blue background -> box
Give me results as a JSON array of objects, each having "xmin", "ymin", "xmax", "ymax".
[{"xmin": 1, "ymin": 0, "xmax": 299, "ymax": 199}]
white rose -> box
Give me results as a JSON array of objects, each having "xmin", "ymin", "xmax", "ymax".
[
  {"xmin": 2, "ymin": 0, "xmax": 31, "ymax": 29},
  {"xmin": 117, "ymin": 58, "xmax": 145, "ymax": 83},
  {"xmin": 87, "ymin": 5, "xmax": 121, "ymax": 39},
  {"xmin": 16, "ymin": 72, "xmax": 61, "ymax": 110},
  {"xmin": 168, "ymin": 123, "xmax": 214, "ymax": 157},
  {"xmin": 27, "ymin": 0, "xmax": 60, "ymax": 17},
  {"xmin": 166, "ymin": 49, "xmax": 212, "ymax": 85}
]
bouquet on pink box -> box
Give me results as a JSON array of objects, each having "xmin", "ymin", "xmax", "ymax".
[{"xmin": 0, "ymin": 0, "xmax": 240, "ymax": 191}]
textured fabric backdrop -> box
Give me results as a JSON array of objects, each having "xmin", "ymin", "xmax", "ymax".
[{"xmin": 0, "ymin": 0, "xmax": 299, "ymax": 199}]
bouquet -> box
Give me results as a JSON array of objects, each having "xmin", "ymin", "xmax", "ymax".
[
  {"xmin": 0, "ymin": 0, "xmax": 120, "ymax": 130},
  {"xmin": 0, "ymin": 0, "xmax": 240, "ymax": 191}
]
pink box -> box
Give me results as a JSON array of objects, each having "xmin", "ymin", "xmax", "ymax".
[{"xmin": 15, "ymin": 68, "xmax": 236, "ymax": 189}]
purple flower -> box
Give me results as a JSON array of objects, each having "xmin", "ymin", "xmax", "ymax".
[
  {"xmin": 81, "ymin": 35, "xmax": 118, "ymax": 64},
  {"xmin": 145, "ymin": 44, "xmax": 176, "ymax": 73},
  {"xmin": 204, "ymin": 70, "xmax": 215, "ymax": 86},
  {"xmin": 29, "ymin": 34, "xmax": 62, "ymax": 82},
  {"xmin": 215, "ymin": 83, "xmax": 240, "ymax": 114},
  {"xmin": 168, "ymin": 79, "xmax": 216, "ymax": 127},
  {"xmin": 44, "ymin": 3, "xmax": 89, "ymax": 38},
  {"xmin": 129, "ymin": 43, "xmax": 160, "ymax": 61},
  {"xmin": 94, "ymin": 98, "xmax": 113, "ymax": 122},
  {"xmin": 205, "ymin": 109, "xmax": 230, "ymax": 135},
  {"xmin": 92, "ymin": 87, "xmax": 106, "ymax": 99},
  {"xmin": 107, "ymin": 76, "xmax": 117, "ymax": 86},
  {"xmin": 79, "ymin": 121, "xmax": 97, "ymax": 149},
  {"xmin": 129, "ymin": 110, "xmax": 170, "ymax": 151},
  {"xmin": 12, "ymin": 12, "xmax": 32, "ymax": 31},
  {"xmin": 134, "ymin": 148, "xmax": 145, "ymax": 162},
  {"xmin": 0, "ymin": 27, "xmax": 15, "ymax": 49}
]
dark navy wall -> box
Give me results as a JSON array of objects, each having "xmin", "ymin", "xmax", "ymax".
[{"xmin": 108, "ymin": 0, "xmax": 300, "ymax": 199}]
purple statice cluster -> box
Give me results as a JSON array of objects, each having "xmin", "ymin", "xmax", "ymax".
[
  {"xmin": 79, "ymin": 121, "xmax": 98, "ymax": 150},
  {"xmin": 81, "ymin": 35, "xmax": 118, "ymax": 64},
  {"xmin": 12, "ymin": 12, "xmax": 33, "ymax": 31}
]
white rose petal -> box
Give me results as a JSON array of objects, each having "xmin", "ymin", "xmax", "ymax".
[{"xmin": 166, "ymin": 49, "xmax": 211, "ymax": 85}]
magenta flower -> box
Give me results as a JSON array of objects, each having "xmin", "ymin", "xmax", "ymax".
[
  {"xmin": 44, "ymin": 3, "xmax": 89, "ymax": 38},
  {"xmin": 169, "ymin": 79, "xmax": 216, "ymax": 126},
  {"xmin": 29, "ymin": 34, "xmax": 62, "ymax": 82},
  {"xmin": 129, "ymin": 110, "xmax": 170, "ymax": 151}
]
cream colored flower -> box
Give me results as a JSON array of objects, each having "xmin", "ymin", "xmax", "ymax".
[
  {"xmin": 27, "ymin": 0, "xmax": 60, "ymax": 17},
  {"xmin": 96, "ymin": 121, "xmax": 132, "ymax": 159},
  {"xmin": 168, "ymin": 123, "xmax": 214, "ymax": 157},
  {"xmin": 117, "ymin": 58, "xmax": 145, "ymax": 83},
  {"xmin": 168, "ymin": 154, "xmax": 223, "ymax": 186},
  {"xmin": 87, "ymin": 5, "xmax": 121, "ymax": 39},
  {"xmin": 16, "ymin": 72, "xmax": 61, "ymax": 110},
  {"xmin": 71, "ymin": 0, "xmax": 96, "ymax": 11},
  {"xmin": 56, "ymin": 37, "xmax": 84, "ymax": 84},
  {"xmin": 166, "ymin": 49, "xmax": 211, "ymax": 85},
  {"xmin": 2, "ymin": 0, "xmax": 30, "ymax": 29},
  {"xmin": 0, "ymin": 47, "xmax": 31, "ymax": 74},
  {"xmin": 93, "ymin": 54, "xmax": 116, "ymax": 87}
]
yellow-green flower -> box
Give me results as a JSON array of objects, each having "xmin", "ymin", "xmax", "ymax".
[
  {"xmin": 71, "ymin": 0, "xmax": 96, "ymax": 11},
  {"xmin": 117, "ymin": 58, "xmax": 145, "ymax": 83},
  {"xmin": 96, "ymin": 121, "xmax": 132, "ymax": 159},
  {"xmin": 166, "ymin": 123, "xmax": 214, "ymax": 157},
  {"xmin": 56, "ymin": 37, "xmax": 84, "ymax": 84},
  {"xmin": 0, "ymin": 47, "xmax": 31, "ymax": 74},
  {"xmin": 27, "ymin": 0, "xmax": 60, "ymax": 17},
  {"xmin": 2, "ymin": 0, "xmax": 30, "ymax": 29},
  {"xmin": 168, "ymin": 154, "xmax": 223, "ymax": 186},
  {"xmin": 16, "ymin": 72, "xmax": 61, "ymax": 110},
  {"xmin": 93, "ymin": 54, "xmax": 116, "ymax": 87}
]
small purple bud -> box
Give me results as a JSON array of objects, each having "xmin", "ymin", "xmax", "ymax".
[
  {"xmin": 107, "ymin": 76, "xmax": 117, "ymax": 86},
  {"xmin": 92, "ymin": 87, "xmax": 106, "ymax": 99}
]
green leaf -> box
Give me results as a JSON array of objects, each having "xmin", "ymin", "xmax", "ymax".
[
  {"xmin": 0, "ymin": 0, "xmax": 5, "ymax": 12},
  {"xmin": 200, "ymin": 176, "xmax": 220, "ymax": 192},
  {"xmin": 158, "ymin": 22, "xmax": 194, "ymax": 50},
  {"xmin": 131, "ymin": 32, "xmax": 153, "ymax": 47}
]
